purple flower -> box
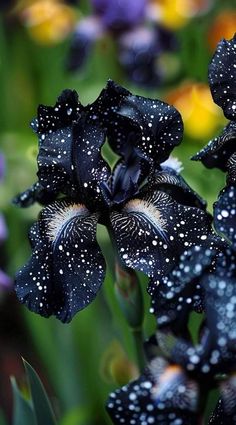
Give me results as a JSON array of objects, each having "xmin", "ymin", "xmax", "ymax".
[
  {"xmin": 67, "ymin": 0, "xmax": 177, "ymax": 87},
  {"xmin": 91, "ymin": 0, "xmax": 147, "ymax": 30}
]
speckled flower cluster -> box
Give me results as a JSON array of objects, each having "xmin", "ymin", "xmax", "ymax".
[{"xmin": 106, "ymin": 34, "xmax": 236, "ymax": 425}]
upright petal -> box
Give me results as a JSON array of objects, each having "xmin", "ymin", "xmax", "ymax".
[
  {"xmin": 73, "ymin": 115, "xmax": 110, "ymax": 208},
  {"xmin": 93, "ymin": 80, "xmax": 183, "ymax": 168},
  {"xmin": 116, "ymin": 91, "xmax": 183, "ymax": 165},
  {"xmin": 208, "ymin": 34, "xmax": 236, "ymax": 120},
  {"xmin": 110, "ymin": 190, "xmax": 213, "ymax": 279},
  {"xmin": 33, "ymin": 89, "xmax": 83, "ymax": 197},
  {"xmin": 15, "ymin": 199, "xmax": 106, "ymax": 322}
]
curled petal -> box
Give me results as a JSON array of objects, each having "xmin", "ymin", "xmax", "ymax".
[
  {"xmin": 192, "ymin": 121, "xmax": 236, "ymax": 171},
  {"xmin": 208, "ymin": 34, "xmax": 236, "ymax": 120},
  {"xmin": 15, "ymin": 199, "xmax": 105, "ymax": 322},
  {"xmin": 214, "ymin": 185, "xmax": 236, "ymax": 246},
  {"xmin": 149, "ymin": 166, "xmax": 207, "ymax": 209},
  {"xmin": 110, "ymin": 190, "xmax": 214, "ymax": 279}
]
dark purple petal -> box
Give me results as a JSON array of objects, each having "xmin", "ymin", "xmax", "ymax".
[
  {"xmin": 0, "ymin": 214, "xmax": 8, "ymax": 242},
  {"xmin": 202, "ymin": 271, "xmax": 236, "ymax": 371},
  {"xmin": 150, "ymin": 245, "xmax": 217, "ymax": 331},
  {"xmin": 94, "ymin": 80, "xmax": 182, "ymax": 168},
  {"xmin": 192, "ymin": 121, "xmax": 236, "ymax": 171},
  {"xmin": 118, "ymin": 25, "xmax": 177, "ymax": 87},
  {"xmin": 15, "ymin": 199, "xmax": 105, "ymax": 323},
  {"xmin": 116, "ymin": 90, "xmax": 183, "ymax": 165},
  {"xmin": 13, "ymin": 182, "xmax": 58, "ymax": 208},
  {"xmin": 110, "ymin": 190, "xmax": 214, "ymax": 279},
  {"xmin": 33, "ymin": 89, "xmax": 82, "ymax": 197},
  {"xmin": 156, "ymin": 330, "xmax": 211, "ymax": 377},
  {"xmin": 0, "ymin": 269, "xmax": 12, "ymax": 289},
  {"xmin": 101, "ymin": 144, "xmax": 147, "ymax": 206},
  {"xmin": 67, "ymin": 18, "xmax": 104, "ymax": 72},
  {"xmin": 92, "ymin": 0, "xmax": 147, "ymax": 31},
  {"xmin": 214, "ymin": 185, "xmax": 236, "ymax": 246},
  {"xmin": 208, "ymin": 34, "xmax": 236, "ymax": 120},
  {"xmin": 73, "ymin": 115, "xmax": 110, "ymax": 208},
  {"xmin": 106, "ymin": 357, "xmax": 199, "ymax": 424},
  {"xmin": 149, "ymin": 165, "xmax": 207, "ymax": 210}
]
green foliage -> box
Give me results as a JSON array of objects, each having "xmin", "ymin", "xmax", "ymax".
[
  {"xmin": 11, "ymin": 377, "xmax": 36, "ymax": 425},
  {"xmin": 10, "ymin": 361, "xmax": 57, "ymax": 425},
  {"xmin": 23, "ymin": 359, "xmax": 57, "ymax": 425}
]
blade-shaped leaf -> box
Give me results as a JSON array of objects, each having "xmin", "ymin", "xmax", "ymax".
[
  {"xmin": 23, "ymin": 359, "xmax": 57, "ymax": 425},
  {"xmin": 11, "ymin": 377, "xmax": 36, "ymax": 425}
]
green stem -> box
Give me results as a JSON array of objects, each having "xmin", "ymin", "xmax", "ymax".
[{"xmin": 131, "ymin": 328, "xmax": 146, "ymax": 372}]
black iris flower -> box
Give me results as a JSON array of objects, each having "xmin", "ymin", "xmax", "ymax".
[{"xmin": 14, "ymin": 80, "xmax": 215, "ymax": 323}]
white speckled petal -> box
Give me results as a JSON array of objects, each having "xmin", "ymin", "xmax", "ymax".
[
  {"xmin": 110, "ymin": 190, "xmax": 213, "ymax": 279},
  {"xmin": 15, "ymin": 199, "xmax": 105, "ymax": 322}
]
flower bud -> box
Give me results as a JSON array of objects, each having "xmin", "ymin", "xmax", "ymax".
[{"xmin": 114, "ymin": 263, "xmax": 144, "ymax": 329}]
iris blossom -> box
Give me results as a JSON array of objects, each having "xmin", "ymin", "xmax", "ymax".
[{"xmin": 15, "ymin": 81, "xmax": 214, "ymax": 323}]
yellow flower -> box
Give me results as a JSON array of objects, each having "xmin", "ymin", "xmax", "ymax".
[
  {"xmin": 20, "ymin": 0, "xmax": 76, "ymax": 45},
  {"xmin": 166, "ymin": 82, "xmax": 224, "ymax": 140},
  {"xmin": 150, "ymin": 0, "xmax": 212, "ymax": 29},
  {"xmin": 208, "ymin": 10, "xmax": 236, "ymax": 50}
]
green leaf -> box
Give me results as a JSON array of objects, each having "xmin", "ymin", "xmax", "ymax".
[
  {"xmin": 23, "ymin": 359, "xmax": 57, "ymax": 425},
  {"xmin": 11, "ymin": 377, "xmax": 36, "ymax": 425}
]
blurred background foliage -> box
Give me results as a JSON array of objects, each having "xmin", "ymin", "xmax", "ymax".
[{"xmin": 0, "ymin": 0, "xmax": 235, "ymax": 424}]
